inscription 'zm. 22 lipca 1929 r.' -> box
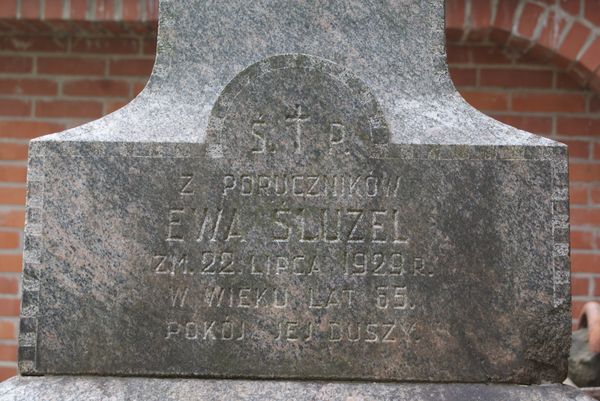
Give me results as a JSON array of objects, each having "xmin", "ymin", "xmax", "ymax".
[{"xmin": 18, "ymin": 52, "xmax": 571, "ymax": 384}]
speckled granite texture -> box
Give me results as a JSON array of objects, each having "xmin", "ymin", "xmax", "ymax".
[
  {"xmin": 15, "ymin": 0, "xmax": 571, "ymax": 386},
  {"xmin": 0, "ymin": 377, "xmax": 595, "ymax": 401}
]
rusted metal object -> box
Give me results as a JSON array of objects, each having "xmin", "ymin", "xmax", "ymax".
[{"xmin": 579, "ymin": 302, "xmax": 600, "ymax": 353}]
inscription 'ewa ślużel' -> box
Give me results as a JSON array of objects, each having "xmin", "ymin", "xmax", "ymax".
[{"xmin": 151, "ymin": 171, "xmax": 433, "ymax": 345}]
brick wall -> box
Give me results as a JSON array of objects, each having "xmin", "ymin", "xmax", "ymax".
[{"xmin": 0, "ymin": 0, "xmax": 598, "ymax": 381}]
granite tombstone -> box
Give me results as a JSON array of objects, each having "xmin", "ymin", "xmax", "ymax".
[{"xmin": 0, "ymin": 0, "xmax": 588, "ymax": 400}]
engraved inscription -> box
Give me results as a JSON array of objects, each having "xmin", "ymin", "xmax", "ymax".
[
  {"xmin": 153, "ymin": 167, "xmax": 433, "ymax": 345},
  {"xmin": 149, "ymin": 54, "xmax": 438, "ymax": 366},
  {"xmin": 285, "ymin": 104, "xmax": 310, "ymax": 153}
]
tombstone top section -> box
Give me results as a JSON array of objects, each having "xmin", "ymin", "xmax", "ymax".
[{"xmin": 39, "ymin": 0, "xmax": 558, "ymax": 147}]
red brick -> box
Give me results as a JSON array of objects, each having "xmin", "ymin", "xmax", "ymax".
[
  {"xmin": 0, "ymin": 99, "xmax": 30, "ymax": 116},
  {"xmin": 449, "ymin": 67, "xmax": 477, "ymax": 86},
  {"xmin": 96, "ymin": 0, "xmax": 115, "ymax": 19},
  {"xmin": 517, "ymin": 3, "xmax": 545, "ymax": 38},
  {"xmin": 0, "ymin": 121, "xmax": 65, "ymax": 139},
  {"xmin": 132, "ymin": 81, "xmax": 146, "ymax": 96},
  {"xmin": 490, "ymin": 114, "xmax": 553, "ymax": 135},
  {"xmin": 0, "ymin": 144, "xmax": 27, "ymax": 161},
  {"xmin": 471, "ymin": 0, "xmax": 492, "ymax": 30},
  {"xmin": 36, "ymin": 100, "xmax": 103, "ymax": 118},
  {"xmin": 591, "ymin": 73, "xmax": 600, "ymax": 95},
  {"xmin": 512, "ymin": 93, "xmax": 586, "ymax": 112},
  {"xmin": 570, "ymin": 185, "xmax": 589, "ymax": 205},
  {"xmin": 489, "ymin": 27, "xmax": 512, "ymax": 45},
  {"xmin": 0, "ymin": 79, "xmax": 57, "ymax": 96},
  {"xmin": 0, "ymin": 366, "xmax": 16, "ymax": 381},
  {"xmin": 537, "ymin": 11, "xmax": 568, "ymax": 51},
  {"xmin": 146, "ymin": 0, "xmax": 159, "ymax": 20},
  {"xmin": 70, "ymin": 0, "xmax": 87, "ymax": 19},
  {"xmin": 0, "ymin": 345, "xmax": 17, "ymax": 362},
  {"xmin": 492, "ymin": 0, "xmax": 519, "ymax": 36},
  {"xmin": 20, "ymin": 0, "xmax": 40, "ymax": 19},
  {"xmin": 0, "ymin": 1, "xmax": 17, "ymax": 18},
  {"xmin": 0, "ymin": 187, "xmax": 26, "ymax": 205},
  {"xmin": 461, "ymin": 91, "xmax": 508, "ymax": 111},
  {"xmin": 585, "ymin": 0, "xmax": 600, "ymax": 26},
  {"xmin": 0, "ymin": 298, "xmax": 20, "ymax": 316},
  {"xmin": 556, "ymin": 72, "xmax": 583, "ymax": 89},
  {"xmin": 109, "ymin": 59, "xmax": 154, "ymax": 76},
  {"xmin": 572, "ymin": 230, "xmax": 595, "ymax": 249},
  {"xmin": 72, "ymin": 37, "xmax": 139, "ymax": 54},
  {"xmin": 572, "ymin": 253, "xmax": 600, "ymax": 273},
  {"xmin": 578, "ymin": 36, "xmax": 600, "ymax": 76},
  {"xmin": 0, "ymin": 320, "xmax": 15, "ymax": 340},
  {"xmin": 591, "ymin": 95, "xmax": 600, "ymax": 113},
  {"xmin": 514, "ymin": 49, "xmax": 551, "ymax": 65},
  {"xmin": 573, "ymin": 300, "xmax": 586, "ymax": 319},
  {"xmin": 0, "ymin": 36, "xmax": 68, "ymax": 52},
  {"xmin": 572, "ymin": 276, "xmax": 590, "ymax": 296},
  {"xmin": 521, "ymin": 43, "xmax": 554, "ymax": 64},
  {"xmin": 0, "ymin": 36, "xmax": 67, "ymax": 52},
  {"xmin": 594, "ymin": 143, "xmax": 600, "ymax": 160},
  {"xmin": 0, "ymin": 56, "xmax": 32, "ymax": 73},
  {"xmin": 446, "ymin": 44, "xmax": 470, "ymax": 63},
  {"xmin": 38, "ymin": 57, "xmax": 105, "ymax": 76},
  {"xmin": 571, "ymin": 207, "xmax": 600, "ymax": 225},
  {"xmin": 0, "ymin": 166, "xmax": 27, "ymax": 183},
  {"xmin": 63, "ymin": 79, "xmax": 130, "ymax": 97},
  {"xmin": 471, "ymin": 46, "xmax": 512, "ymax": 64},
  {"xmin": 0, "ymin": 210, "xmax": 24, "ymax": 229},
  {"xmin": 45, "ymin": 0, "xmax": 64, "ymax": 19},
  {"xmin": 107, "ymin": 101, "xmax": 128, "ymax": 113},
  {"xmin": 0, "ymin": 233, "xmax": 19, "ymax": 250},
  {"xmin": 592, "ymin": 187, "xmax": 600, "ymax": 204},
  {"xmin": 571, "ymin": 162, "xmax": 600, "ymax": 182},
  {"xmin": 557, "ymin": 117, "xmax": 600, "ymax": 136},
  {"xmin": 594, "ymin": 277, "xmax": 600, "ymax": 296},
  {"xmin": 563, "ymin": 140, "xmax": 590, "ymax": 159},
  {"xmin": 122, "ymin": 0, "xmax": 140, "ymax": 20},
  {"xmin": 556, "ymin": 22, "xmax": 591, "ymax": 67},
  {"xmin": 480, "ymin": 68, "xmax": 553, "ymax": 88},
  {"xmin": 0, "ymin": 254, "xmax": 22, "ymax": 272},
  {"xmin": 560, "ymin": 0, "xmax": 581, "ymax": 16},
  {"xmin": 143, "ymin": 38, "xmax": 157, "ymax": 55},
  {"xmin": 0, "ymin": 275, "xmax": 19, "ymax": 294}
]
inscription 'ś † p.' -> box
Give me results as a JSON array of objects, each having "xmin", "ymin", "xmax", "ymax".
[{"xmin": 205, "ymin": 54, "xmax": 390, "ymax": 163}]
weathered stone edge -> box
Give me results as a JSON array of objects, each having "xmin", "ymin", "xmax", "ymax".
[
  {"xmin": 0, "ymin": 376, "xmax": 596, "ymax": 401},
  {"xmin": 17, "ymin": 142, "xmax": 44, "ymax": 375},
  {"xmin": 29, "ymin": 140, "xmax": 565, "ymax": 160},
  {"xmin": 551, "ymin": 151, "xmax": 570, "ymax": 308}
]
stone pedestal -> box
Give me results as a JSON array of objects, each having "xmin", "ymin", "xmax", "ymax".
[{"xmin": 0, "ymin": 376, "xmax": 594, "ymax": 401}]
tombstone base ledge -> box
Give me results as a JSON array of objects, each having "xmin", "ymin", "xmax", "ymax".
[{"xmin": 0, "ymin": 376, "xmax": 593, "ymax": 401}]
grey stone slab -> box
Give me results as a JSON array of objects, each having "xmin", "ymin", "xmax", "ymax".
[
  {"xmin": 0, "ymin": 376, "xmax": 594, "ymax": 401},
  {"xmin": 17, "ymin": 0, "xmax": 570, "ymax": 385}
]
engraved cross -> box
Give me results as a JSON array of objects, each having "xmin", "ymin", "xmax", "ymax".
[{"xmin": 286, "ymin": 104, "xmax": 310, "ymax": 152}]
